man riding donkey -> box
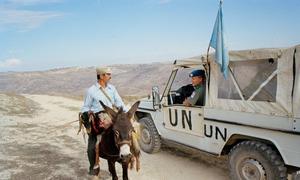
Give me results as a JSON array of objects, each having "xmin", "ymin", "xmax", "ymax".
[{"xmin": 79, "ymin": 67, "xmax": 140, "ymax": 176}]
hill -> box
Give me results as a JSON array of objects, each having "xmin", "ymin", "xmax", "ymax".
[{"xmin": 0, "ymin": 63, "xmax": 173, "ymax": 100}]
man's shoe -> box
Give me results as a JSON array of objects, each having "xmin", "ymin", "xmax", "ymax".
[{"xmin": 88, "ymin": 167, "xmax": 100, "ymax": 176}]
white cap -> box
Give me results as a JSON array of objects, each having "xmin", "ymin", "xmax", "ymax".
[{"xmin": 96, "ymin": 67, "xmax": 112, "ymax": 75}]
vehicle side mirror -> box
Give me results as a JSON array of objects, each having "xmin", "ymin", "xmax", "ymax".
[{"xmin": 152, "ymin": 86, "xmax": 161, "ymax": 110}]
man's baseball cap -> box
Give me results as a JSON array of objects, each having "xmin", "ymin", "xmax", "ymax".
[
  {"xmin": 189, "ymin": 69, "xmax": 205, "ymax": 77},
  {"xmin": 96, "ymin": 67, "xmax": 112, "ymax": 75}
]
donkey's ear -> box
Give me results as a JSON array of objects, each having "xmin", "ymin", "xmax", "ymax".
[
  {"xmin": 99, "ymin": 101, "xmax": 117, "ymax": 118},
  {"xmin": 127, "ymin": 101, "xmax": 140, "ymax": 120}
]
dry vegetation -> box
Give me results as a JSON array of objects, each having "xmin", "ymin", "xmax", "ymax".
[{"xmin": 0, "ymin": 93, "xmax": 42, "ymax": 117}]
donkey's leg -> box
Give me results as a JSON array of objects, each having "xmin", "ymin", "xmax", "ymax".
[
  {"xmin": 131, "ymin": 130, "xmax": 141, "ymax": 172},
  {"xmin": 135, "ymin": 154, "xmax": 140, "ymax": 172},
  {"xmin": 108, "ymin": 160, "xmax": 118, "ymax": 180},
  {"xmin": 128, "ymin": 156, "xmax": 135, "ymax": 170},
  {"xmin": 122, "ymin": 162, "xmax": 129, "ymax": 180}
]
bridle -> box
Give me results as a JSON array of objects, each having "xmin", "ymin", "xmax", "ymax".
[
  {"xmin": 101, "ymin": 134, "xmax": 133, "ymax": 159},
  {"xmin": 117, "ymin": 140, "xmax": 132, "ymax": 146}
]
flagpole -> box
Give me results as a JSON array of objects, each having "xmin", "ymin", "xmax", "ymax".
[
  {"xmin": 206, "ymin": 0, "xmax": 223, "ymax": 94},
  {"xmin": 206, "ymin": 0, "xmax": 222, "ymax": 64},
  {"xmin": 205, "ymin": 41, "xmax": 211, "ymax": 101}
]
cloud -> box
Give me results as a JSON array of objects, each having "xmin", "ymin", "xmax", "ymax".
[
  {"xmin": 0, "ymin": 58, "xmax": 23, "ymax": 67},
  {"xmin": 0, "ymin": 9, "xmax": 62, "ymax": 30},
  {"xmin": 0, "ymin": 0, "xmax": 64, "ymax": 31}
]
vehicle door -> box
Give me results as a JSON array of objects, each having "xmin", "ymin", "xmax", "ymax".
[{"xmin": 161, "ymin": 67, "xmax": 205, "ymax": 146}]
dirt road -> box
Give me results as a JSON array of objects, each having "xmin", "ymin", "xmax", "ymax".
[{"xmin": 0, "ymin": 94, "xmax": 229, "ymax": 180}]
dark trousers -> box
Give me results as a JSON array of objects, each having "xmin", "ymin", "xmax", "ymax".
[{"xmin": 87, "ymin": 134, "xmax": 97, "ymax": 171}]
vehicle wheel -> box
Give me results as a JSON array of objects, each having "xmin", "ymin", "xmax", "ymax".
[
  {"xmin": 229, "ymin": 141, "xmax": 287, "ymax": 180},
  {"xmin": 138, "ymin": 117, "xmax": 161, "ymax": 153}
]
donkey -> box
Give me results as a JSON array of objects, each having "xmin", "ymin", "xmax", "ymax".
[{"xmin": 96, "ymin": 101, "xmax": 141, "ymax": 180}]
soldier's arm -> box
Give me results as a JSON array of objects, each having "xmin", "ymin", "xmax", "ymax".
[{"xmin": 186, "ymin": 90, "xmax": 201, "ymax": 106}]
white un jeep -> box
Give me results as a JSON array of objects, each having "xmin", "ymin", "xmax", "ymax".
[{"xmin": 135, "ymin": 45, "xmax": 300, "ymax": 180}]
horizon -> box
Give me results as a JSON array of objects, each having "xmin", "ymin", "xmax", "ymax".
[
  {"xmin": 1, "ymin": 0, "xmax": 300, "ymax": 72},
  {"xmin": 0, "ymin": 60, "xmax": 173, "ymax": 73}
]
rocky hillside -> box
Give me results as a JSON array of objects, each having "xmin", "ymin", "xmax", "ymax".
[{"xmin": 0, "ymin": 63, "xmax": 173, "ymax": 99}]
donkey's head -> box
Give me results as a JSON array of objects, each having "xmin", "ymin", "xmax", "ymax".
[{"xmin": 100, "ymin": 101, "xmax": 140, "ymax": 161}]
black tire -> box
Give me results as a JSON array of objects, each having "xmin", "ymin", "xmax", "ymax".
[
  {"xmin": 138, "ymin": 117, "xmax": 161, "ymax": 153},
  {"xmin": 229, "ymin": 141, "xmax": 287, "ymax": 180}
]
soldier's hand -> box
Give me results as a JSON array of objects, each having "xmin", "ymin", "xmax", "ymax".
[{"xmin": 183, "ymin": 99, "xmax": 191, "ymax": 107}]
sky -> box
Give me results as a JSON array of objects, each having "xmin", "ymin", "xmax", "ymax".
[{"xmin": 0, "ymin": 0, "xmax": 300, "ymax": 72}]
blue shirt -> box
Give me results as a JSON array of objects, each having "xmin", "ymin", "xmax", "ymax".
[{"xmin": 81, "ymin": 83, "xmax": 127, "ymax": 113}]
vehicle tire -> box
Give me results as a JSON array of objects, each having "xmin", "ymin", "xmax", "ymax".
[
  {"xmin": 138, "ymin": 117, "xmax": 161, "ymax": 153},
  {"xmin": 229, "ymin": 141, "xmax": 287, "ymax": 180}
]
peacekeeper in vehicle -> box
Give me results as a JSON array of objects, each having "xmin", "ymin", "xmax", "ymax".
[
  {"xmin": 80, "ymin": 67, "xmax": 139, "ymax": 176},
  {"xmin": 183, "ymin": 69, "xmax": 206, "ymax": 106}
]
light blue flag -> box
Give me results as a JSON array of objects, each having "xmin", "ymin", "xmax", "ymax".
[{"xmin": 209, "ymin": 1, "xmax": 229, "ymax": 78}]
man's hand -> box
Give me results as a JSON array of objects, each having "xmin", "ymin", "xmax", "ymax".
[
  {"xmin": 99, "ymin": 119, "xmax": 112, "ymax": 129},
  {"xmin": 98, "ymin": 113, "xmax": 113, "ymax": 129}
]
